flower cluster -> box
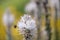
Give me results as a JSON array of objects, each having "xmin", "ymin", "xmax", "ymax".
[{"xmin": 17, "ymin": 14, "xmax": 37, "ymax": 40}]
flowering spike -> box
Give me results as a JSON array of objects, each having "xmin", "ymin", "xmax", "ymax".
[{"xmin": 17, "ymin": 14, "xmax": 37, "ymax": 40}]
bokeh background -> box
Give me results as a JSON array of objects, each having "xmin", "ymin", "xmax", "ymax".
[
  {"xmin": 0, "ymin": 0, "xmax": 60, "ymax": 40},
  {"xmin": 0, "ymin": 0, "xmax": 29, "ymax": 40}
]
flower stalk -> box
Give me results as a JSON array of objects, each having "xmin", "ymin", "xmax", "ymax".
[{"xmin": 3, "ymin": 8, "xmax": 14, "ymax": 40}]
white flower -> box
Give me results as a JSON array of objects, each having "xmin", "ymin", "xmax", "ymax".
[
  {"xmin": 25, "ymin": 1, "xmax": 38, "ymax": 14},
  {"xmin": 3, "ymin": 8, "xmax": 14, "ymax": 26},
  {"xmin": 25, "ymin": 1, "xmax": 38, "ymax": 20},
  {"xmin": 17, "ymin": 14, "xmax": 37, "ymax": 40},
  {"xmin": 50, "ymin": 0, "xmax": 59, "ymax": 7}
]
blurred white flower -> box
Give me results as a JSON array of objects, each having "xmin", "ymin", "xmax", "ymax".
[
  {"xmin": 25, "ymin": 2, "xmax": 37, "ymax": 13},
  {"xmin": 2, "ymin": 8, "xmax": 15, "ymax": 40},
  {"xmin": 17, "ymin": 14, "xmax": 37, "ymax": 40},
  {"xmin": 25, "ymin": 1, "xmax": 38, "ymax": 20},
  {"xmin": 50, "ymin": 0, "xmax": 59, "ymax": 7},
  {"xmin": 3, "ymin": 8, "xmax": 14, "ymax": 27}
]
